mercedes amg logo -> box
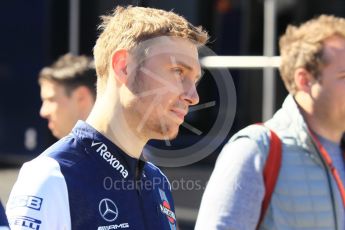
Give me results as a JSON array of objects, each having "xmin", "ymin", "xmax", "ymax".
[{"xmin": 99, "ymin": 198, "xmax": 119, "ymax": 222}]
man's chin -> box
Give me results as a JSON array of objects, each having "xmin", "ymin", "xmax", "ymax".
[
  {"xmin": 153, "ymin": 133, "xmax": 178, "ymax": 141},
  {"xmin": 51, "ymin": 129, "xmax": 66, "ymax": 139},
  {"xmin": 52, "ymin": 132, "xmax": 62, "ymax": 139},
  {"xmin": 166, "ymin": 132, "xmax": 179, "ymax": 140},
  {"xmin": 152, "ymin": 128, "xmax": 179, "ymax": 141}
]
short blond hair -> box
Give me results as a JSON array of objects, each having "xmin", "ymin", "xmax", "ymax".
[
  {"xmin": 93, "ymin": 6, "xmax": 209, "ymax": 92},
  {"xmin": 279, "ymin": 15, "xmax": 345, "ymax": 94}
]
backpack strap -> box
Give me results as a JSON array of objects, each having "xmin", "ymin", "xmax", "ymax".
[{"xmin": 256, "ymin": 125, "xmax": 282, "ymax": 229}]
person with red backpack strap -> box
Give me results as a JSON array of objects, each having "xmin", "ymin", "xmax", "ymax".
[{"xmin": 196, "ymin": 15, "xmax": 345, "ymax": 230}]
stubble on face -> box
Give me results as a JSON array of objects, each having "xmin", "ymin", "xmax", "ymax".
[
  {"xmin": 121, "ymin": 37, "xmax": 200, "ymax": 142},
  {"xmin": 125, "ymin": 70, "xmax": 180, "ymax": 141},
  {"xmin": 311, "ymin": 36, "xmax": 345, "ymax": 134}
]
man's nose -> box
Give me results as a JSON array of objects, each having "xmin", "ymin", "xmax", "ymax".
[
  {"xmin": 180, "ymin": 83, "xmax": 199, "ymax": 106},
  {"xmin": 39, "ymin": 102, "xmax": 49, "ymax": 118}
]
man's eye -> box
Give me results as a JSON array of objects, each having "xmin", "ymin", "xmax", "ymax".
[
  {"xmin": 45, "ymin": 98, "xmax": 55, "ymax": 103},
  {"xmin": 172, "ymin": 68, "xmax": 183, "ymax": 75}
]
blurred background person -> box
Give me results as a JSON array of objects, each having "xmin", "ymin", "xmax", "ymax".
[
  {"xmin": 196, "ymin": 15, "xmax": 345, "ymax": 230},
  {"xmin": 39, "ymin": 54, "xmax": 96, "ymax": 139}
]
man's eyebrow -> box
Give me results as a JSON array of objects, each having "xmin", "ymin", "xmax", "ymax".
[
  {"xmin": 174, "ymin": 60, "xmax": 193, "ymax": 71},
  {"xmin": 337, "ymin": 70, "xmax": 345, "ymax": 75}
]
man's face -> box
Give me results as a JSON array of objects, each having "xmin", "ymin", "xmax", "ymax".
[
  {"xmin": 312, "ymin": 35, "xmax": 345, "ymax": 133},
  {"xmin": 39, "ymin": 79, "xmax": 80, "ymax": 139},
  {"xmin": 122, "ymin": 37, "xmax": 201, "ymax": 141}
]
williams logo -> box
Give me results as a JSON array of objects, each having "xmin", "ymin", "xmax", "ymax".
[
  {"xmin": 92, "ymin": 141, "xmax": 128, "ymax": 178},
  {"xmin": 160, "ymin": 201, "xmax": 176, "ymax": 224},
  {"xmin": 158, "ymin": 189, "xmax": 176, "ymax": 229}
]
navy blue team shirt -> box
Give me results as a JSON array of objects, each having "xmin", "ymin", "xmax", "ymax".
[
  {"xmin": 0, "ymin": 201, "xmax": 9, "ymax": 228},
  {"xmin": 6, "ymin": 121, "xmax": 177, "ymax": 230}
]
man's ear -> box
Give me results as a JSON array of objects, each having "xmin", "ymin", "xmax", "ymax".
[
  {"xmin": 71, "ymin": 86, "xmax": 94, "ymax": 104},
  {"xmin": 294, "ymin": 68, "xmax": 314, "ymax": 93},
  {"xmin": 70, "ymin": 86, "xmax": 94, "ymax": 119},
  {"xmin": 111, "ymin": 49, "xmax": 129, "ymax": 84}
]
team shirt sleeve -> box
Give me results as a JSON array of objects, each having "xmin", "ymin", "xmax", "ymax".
[
  {"xmin": 0, "ymin": 201, "xmax": 9, "ymax": 229},
  {"xmin": 195, "ymin": 138, "xmax": 266, "ymax": 230},
  {"xmin": 6, "ymin": 156, "xmax": 71, "ymax": 230}
]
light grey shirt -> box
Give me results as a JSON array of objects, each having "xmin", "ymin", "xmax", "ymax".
[
  {"xmin": 195, "ymin": 136, "xmax": 345, "ymax": 230},
  {"xmin": 195, "ymin": 138, "xmax": 264, "ymax": 230}
]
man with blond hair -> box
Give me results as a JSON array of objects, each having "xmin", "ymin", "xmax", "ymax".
[
  {"xmin": 38, "ymin": 53, "xmax": 96, "ymax": 139},
  {"xmin": 6, "ymin": 5, "xmax": 208, "ymax": 230},
  {"xmin": 196, "ymin": 15, "xmax": 345, "ymax": 229}
]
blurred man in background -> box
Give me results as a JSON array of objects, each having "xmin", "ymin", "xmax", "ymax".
[
  {"xmin": 39, "ymin": 53, "xmax": 96, "ymax": 139},
  {"xmin": 0, "ymin": 54, "xmax": 96, "ymax": 230},
  {"xmin": 196, "ymin": 15, "xmax": 345, "ymax": 229}
]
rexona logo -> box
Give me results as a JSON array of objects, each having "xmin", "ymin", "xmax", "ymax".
[{"xmin": 92, "ymin": 141, "xmax": 128, "ymax": 178}]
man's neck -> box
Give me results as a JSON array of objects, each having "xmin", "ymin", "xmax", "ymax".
[
  {"xmin": 86, "ymin": 97, "xmax": 146, "ymax": 159},
  {"xmin": 306, "ymin": 116, "xmax": 342, "ymax": 144},
  {"xmin": 295, "ymin": 94, "xmax": 343, "ymax": 144}
]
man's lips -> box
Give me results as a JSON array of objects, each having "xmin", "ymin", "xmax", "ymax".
[
  {"xmin": 170, "ymin": 108, "xmax": 187, "ymax": 121},
  {"xmin": 48, "ymin": 120, "xmax": 54, "ymax": 129}
]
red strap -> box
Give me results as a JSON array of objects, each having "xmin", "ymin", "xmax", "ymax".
[
  {"xmin": 309, "ymin": 131, "xmax": 345, "ymax": 208},
  {"xmin": 256, "ymin": 126, "xmax": 282, "ymax": 229}
]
